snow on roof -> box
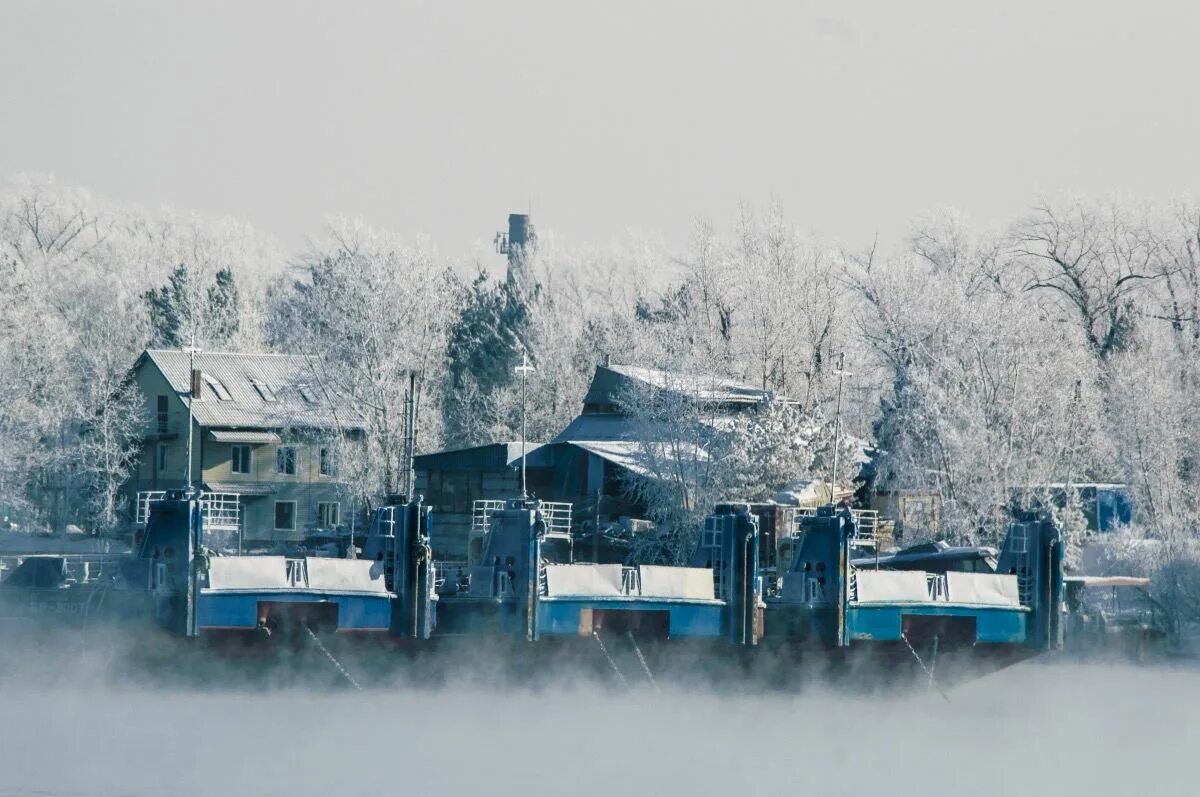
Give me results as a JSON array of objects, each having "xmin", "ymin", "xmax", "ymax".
[
  {"xmin": 138, "ymin": 349, "xmax": 364, "ymax": 431},
  {"xmin": 582, "ymin": 363, "xmax": 780, "ymax": 408}
]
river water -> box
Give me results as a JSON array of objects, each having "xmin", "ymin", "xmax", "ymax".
[{"xmin": 0, "ymin": 660, "xmax": 1194, "ymax": 797}]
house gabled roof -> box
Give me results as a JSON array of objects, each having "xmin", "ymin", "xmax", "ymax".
[{"xmin": 136, "ymin": 349, "xmax": 365, "ymax": 432}]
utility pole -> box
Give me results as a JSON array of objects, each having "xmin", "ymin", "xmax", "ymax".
[
  {"xmin": 183, "ymin": 342, "xmax": 201, "ymax": 495},
  {"xmin": 830, "ymin": 353, "xmax": 851, "ymax": 504},
  {"xmin": 405, "ymin": 372, "xmax": 417, "ymax": 499},
  {"xmin": 182, "ymin": 337, "xmax": 202, "ymax": 640},
  {"xmin": 515, "ymin": 352, "xmax": 534, "ymax": 499}
]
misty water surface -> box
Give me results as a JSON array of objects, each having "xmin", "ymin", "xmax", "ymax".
[{"xmin": 0, "ymin": 659, "xmax": 1194, "ymax": 797}]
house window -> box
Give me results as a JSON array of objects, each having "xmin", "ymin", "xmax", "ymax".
[
  {"xmin": 274, "ymin": 501, "xmax": 297, "ymax": 531},
  {"xmin": 156, "ymin": 443, "xmax": 169, "ymax": 472},
  {"xmin": 250, "ymin": 378, "xmax": 277, "ymax": 402},
  {"xmin": 317, "ymin": 502, "xmax": 340, "ymax": 528},
  {"xmin": 156, "ymin": 396, "xmax": 169, "ymax": 434},
  {"xmin": 275, "ymin": 446, "xmax": 297, "ymax": 475},
  {"xmin": 319, "ymin": 447, "xmax": 335, "ymax": 477},
  {"xmin": 231, "ymin": 445, "xmax": 252, "ymax": 474}
]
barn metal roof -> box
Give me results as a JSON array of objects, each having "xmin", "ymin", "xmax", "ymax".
[
  {"xmin": 412, "ymin": 441, "xmax": 547, "ymax": 471},
  {"xmin": 582, "ymin": 364, "xmax": 776, "ymax": 408}
]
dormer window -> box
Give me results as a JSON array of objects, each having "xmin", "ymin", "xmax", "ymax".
[
  {"xmin": 297, "ymin": 384, "xmax": 316, "ymax": 403},
  {"xmin": 204, "ymin": 374, "xmax": 232, "ymax": 401},
  {"xmin": 249, "ymin": 378, "xmax": 277, "ymax": 402}
]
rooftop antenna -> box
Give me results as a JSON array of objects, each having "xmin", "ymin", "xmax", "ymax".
[
  {"xmin": 515, "ymin": 350, "xmax": 535, "ymax": 499},
  {"xmin": 830, "ymin": 352, "xmax": 851, "ymax": 504}
]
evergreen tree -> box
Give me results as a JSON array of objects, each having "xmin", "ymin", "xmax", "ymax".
[
  {"xmin": 443, "ymin": 271, "xmax": 531, "ymax": 446},
  {"xmin": 144, "ymin": 264, "xmax": 241, "ymax": 349},
  {"xmin": 207, "ymin": 267, "xmax": 241, "ymax": 347},
  {"xmin": 144, "ymin": 263, "xmax": 194, "ymax": 348}
]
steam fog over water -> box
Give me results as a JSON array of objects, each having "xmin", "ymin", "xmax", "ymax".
[{"xmin": 0, "ymin": 660, "xmax": 1193, "ymax": 797}]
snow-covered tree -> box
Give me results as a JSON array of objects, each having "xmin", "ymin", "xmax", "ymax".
[{"xmin": 267, "ymin": 218, "xmax": 457, "ymax": 506}]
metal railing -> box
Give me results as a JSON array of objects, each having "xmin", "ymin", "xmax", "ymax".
[
  {"xmin": 136, "ymin": 490, "xmax": 241, "ymax": 532},
  {"xmin": 471, "ymin": 500, "xmax": 506, "ymax": 539},
  {"xmin": 201, "ymin": 493, "xmax": 240, "ymax": 531},
  {"xmin": 791, "ymin": 507, "xmax": 880, "ymax": 548},
  {"xmin": 1008, "ymin": 525, "xmax": 1033, "ymax": 605},
  {"xmin": 539, "ymin": 502, "xmax": 573, "ymax": 536},
  {"xmin": 135, "ymin": 491, "xmax": 167, "ymax": 525},
  {"xmin": 436, "ymin": 560, "xmax": 470, "ymax": 592},
  {"xmin": 374, "ymin": 505, "xmax": 399, "ymax": 537},
  {"xmin": 0, "ymin": 554, "xmax": 125, "ymax": 587},
  {"xmin": 470, "ymin": 499, "xmax": 574, "ymax": 538}
]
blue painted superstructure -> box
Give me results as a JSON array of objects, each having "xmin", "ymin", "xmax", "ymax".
[
  {"xmin": 136, "ymin": 492, "xmax": 397, "ymax": 637},
  {"xmin": 759, "ymin": 505, "xmax": 1063, "ymax": 656},
  {"xmin": 2, "ymin": 486, "xmax": 1065, "ymax": 685}
]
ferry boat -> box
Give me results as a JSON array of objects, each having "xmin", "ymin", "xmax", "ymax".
[{"xmin": 1, "ymin": 489, "xmax": 1064, "ymax": 690}]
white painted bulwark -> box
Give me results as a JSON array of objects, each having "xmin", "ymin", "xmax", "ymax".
[
  {"xmin": 544, "ymin": 564, "xmax": 625, "ymax": 597},
  {"xmin": 854, "ymin": 570, "xmax": 930, "ymax": 603},
  {"xmin": 207, "ymin": 556, "xmax": 291, "ymax": 590},
  {"xmin": 305, "ymin": 557, "xmax": 389, "ymax": 594},
  {"xmin": 945, "ymin": 572, "xmax": 1021, "ymax": 606},
  {"xmin": 638, "ymin": 565, "xmax": 715, "ymax": 600}
]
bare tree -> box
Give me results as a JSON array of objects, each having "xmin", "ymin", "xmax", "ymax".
[{"xmin": 1012, "ymin": 198, "xmax": 1162, "ymax": 360}]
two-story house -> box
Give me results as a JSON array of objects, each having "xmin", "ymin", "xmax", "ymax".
[{"xmin": 127, "ymin": 349, "xmax": 364, "ymax": 546}]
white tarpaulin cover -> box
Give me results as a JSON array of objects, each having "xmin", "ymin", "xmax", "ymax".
[
  {"xmin": 855, "ymin": 569, "xmax": 931, "ymax": 603},
  {"xmin": 946, "ymin": 571, "xmax": 1020, "ymax": 606},
  {"xmin": 207, "ymin": 556, "xmax": 291, "ymax": 590},
  {"xmin": 306, "ymin": 557, "xmax": 389, "ymax": 594},
  {"xmin": 638, "ymin": 565, "xmax": 716, "ymax": 600},
  {"xmin": 544, "ymin": 564, "xmax": 625, "ymax": 597}
]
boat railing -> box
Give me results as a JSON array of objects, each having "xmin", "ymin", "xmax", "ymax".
[
  {"xmin": 538, "ymin": 502, "xmax": 573, "ymax": 536},
  {"xmin": 136, "ymin": 490, "xmax": 241, "ymax": 533},
  {"xmin": 1008, "ymin": 525, "xmax": 1034, "ymax": 605},
  {"xmin": 62, "ymin": 556, "xmax": 121, "ymax": 585},
  {"xmin": 201, "ymin": 493, "xmax": 241, "ymax": 532},
  {"xmin": 435, "ymin": 560, "xmax": 470, "ymax": 592},
  {"xmin": 791, "ymin": 507, "xmax": 879, "ymax": 548},
  {"xmin": 135, "ymin": 491, "xmax": 167, "ymax": 526},
  {"xmin": 927, "ymin": 572, "xmax": 948, "ymax": 602},
  {"xmin": 470, "ymin": 500, "xmax": 506, "ymax": 540},
  {"xmin": 374, "ymin": 505, "xmax": 399, "ymax": 537}
]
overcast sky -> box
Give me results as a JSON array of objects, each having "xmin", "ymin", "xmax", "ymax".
[{"xmin": 1, "ymin": 0, "xmax": 1197, "ymax": 260}]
